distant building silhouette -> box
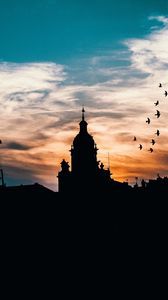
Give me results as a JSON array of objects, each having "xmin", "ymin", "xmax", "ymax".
[
  {"xmin": 58, "ymin": 109, "xmax": 130, "ymax": 194},
  {"xmin": 0, "ymin": 182, "xmax": 55, "ymax": 199}
]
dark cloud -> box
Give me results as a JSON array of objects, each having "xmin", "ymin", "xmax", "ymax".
[
  {"xmin": 32, "ymin": 132, "xmax": 50, "ymax": 141},
  {"xmin": 51, "ymin": 100, "xmax": 70, "ymax": 107},
  {"xmin": 8, "ymin": 93, "xmax": 25, "ymax": 102},
  {"xmin": 6, "ymin": 142, "xmax": 32, "ymax": 151},
  {"xmin": 7, "ymin": 89, "xmax": 51, "ymax": 103}
]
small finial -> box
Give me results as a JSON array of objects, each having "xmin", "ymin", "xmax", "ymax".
[{"xmin": 82, "ymin": 106, "xmax": 85, "ymax": 121}]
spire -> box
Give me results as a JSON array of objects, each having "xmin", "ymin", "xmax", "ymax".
[
  {"xmin": 79, "ymin": 107, "xmax": 88, "ymax": 133},
  {"xmin": 82, "ymin": 107, "xmax": 85, "ymax": 121}
]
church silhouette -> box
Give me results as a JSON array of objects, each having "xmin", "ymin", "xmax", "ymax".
[
  {"xmin": 58, "ymin": 108, "xmax": 130, "ymax": 194},
  {"xmin": 1, "ymin": 108, "xmax": 168, "ymax": 242},
  {"xmin": 1, "ymin": 108, "xmax": 168, "ymax": 198}
]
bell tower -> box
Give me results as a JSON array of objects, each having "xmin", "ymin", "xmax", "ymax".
[
  {"xmin": 70, "ymin": 108, "xmax": 98, "ymax": 177},
  {"xmin": 57, "ymin": 108, "xmax": 112, "ymax": 193}
]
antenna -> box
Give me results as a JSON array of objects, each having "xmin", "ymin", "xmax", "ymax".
[
  {"xmin": 0, "ymin": 139, "xmax": 5, "ymax": 187},
  {"xmin": 0, "ymin": 169, "xmax": 5, "ymax": 186},
  {"xmin": 107, "ymin": 152, "xmax": 110, "ymax": 170}
]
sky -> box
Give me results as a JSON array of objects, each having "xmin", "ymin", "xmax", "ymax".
[{"xmin": 0, "ymin": 0, "xmax": 168, "ymax": 191}]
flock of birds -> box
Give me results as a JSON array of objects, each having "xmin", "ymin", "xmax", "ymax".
[{"xmin": 133, "ymin": 83, "xmax": 167, "ymax": 153}]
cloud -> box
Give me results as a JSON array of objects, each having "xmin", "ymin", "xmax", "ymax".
[
  {"xmin": 1, "ymin": 16, "xmax": 168, "ymax": 190},
  {"xmin": 149, "ymin": 15, "xmax": 168, "ymax": 25},
  {"xmin": 124, "ymin": 16, "xmax": 168, "ymax": 76},
  {"xmin": 5, "ymin": 142, "xmax": 32, "ymax": 151}
]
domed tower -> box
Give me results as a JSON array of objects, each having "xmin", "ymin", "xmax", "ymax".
[
  {"xmin": 70, "ymin": 108, "xmax": 99, "ymax": 178},
  {"xmin": 58, "ymin": 108, "xmax": 113, "ymax": 194}
]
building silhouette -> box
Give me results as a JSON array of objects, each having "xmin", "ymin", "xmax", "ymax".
[
  {"xmin": 58, "ymin": 108, "xmax": 130, "ymax": 194},
  {"xmin": 1, "ymin": 108, "xmax": 168, "ymax": 245},
  {"xmin": 1, "ymin": 108, "xmax": 168, "ymax": 199}
]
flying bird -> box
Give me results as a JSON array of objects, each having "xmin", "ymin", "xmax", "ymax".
[
  {"xmin": 148, "ymin": 148, "xmax": 153, "ymax": 153},
  {"xmin": 154, "ymin": 100, "xmax": 159, "ymax": 106},
  {"xmin": 155, "ymin": 110, "xmax": 160, "ymax": 118},
  {"xmin": 155, "ymin": 129, "xmax": 160, "ymax": 136},
  {"xmin": 146, "ymin": 117, "xmax": 150, "ymax": 124},
  {"xmin": 165, "ymin": 91, "xmax": 167, "ymax": 97},
  {"xmin": 159, "ymin": 83, "xmax": 162, "ymax": 87},
  {"xmin": 139, "ymin": 144, "xmax": 143, "ymax": 150},
  {"xmin": 133, "ymin": 136, "xmax": 137, "ymax": 141},
  {"xmin": 151, "ymin": 139, "xmax": 156, "ymax": 145}
]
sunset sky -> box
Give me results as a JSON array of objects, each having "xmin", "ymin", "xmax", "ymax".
[{"xmin": 0, "ymin": 0, "xmax": 168, "ymax": 191}]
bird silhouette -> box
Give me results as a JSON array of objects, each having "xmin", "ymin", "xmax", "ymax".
[
  {"xmin": 139, "ymin": 144, "xmax": 143, "ymax": 150},
  {"xmin": 165, "ymin": 91, "xmax": 167, "ymax": 96},
  {"xmin": 133, "ymin": 136, "xmax": 137, "ymax": 141},
  {"xmin": 159, "ymin": 83, "xmax": 162, "ymax": 87},
  {"xmin": 155, "ymin": 129, "xmax": 160, "ymax": 136},
  {"xmin": 151, "ymin": 139, "xmax": 156, "ymax": 145},
  {"xmin": 148, "ymin": 148, "xmax": 153, "ymax": 153},
  {"xmin": 146, "ymin": 117, "xmax": 150, "ymax": 124},
  {"xmin": 154, "ymin": 100, "xmax": 159, "ymax": 106},
  {"xmin": 155, "ymin": 110, "xmax": 160, "ymax": 118}
]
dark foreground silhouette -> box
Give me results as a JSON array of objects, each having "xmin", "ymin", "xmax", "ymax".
[
  {"xmin": 1, "ymin": 108, "xmax": 167, "ymax": 274},
  {"xmin": 1, "ymin": 182, "xmax": 167, "ymax": 295},
  {"xmin": 1, "ymin": 182, "xmax": 167, "ymax": 240}
]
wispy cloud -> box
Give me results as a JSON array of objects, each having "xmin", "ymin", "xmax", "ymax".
[
  {"xmin": 5, "ymin": 142, "xmax": 32, "ymax": 151},
  {"xmin": 1, "ymin": 16, "xmax": 168, "ymax": 190}
]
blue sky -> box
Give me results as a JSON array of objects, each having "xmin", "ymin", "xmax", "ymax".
[
  {"xmin": 0, "ymin": 1, "xmax": 168, "ymax": 190},
  {"xmin": 0, "ymin": 0, "xmax": 167, "ymax": 63}
]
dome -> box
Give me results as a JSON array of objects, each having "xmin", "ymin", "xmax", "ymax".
[
  {"xmin": 70, "ymin": 108, "xmax": 99, "ymax": 176},
  {"xmin": 73, "ymin": 131, "xmax": 95, "ymax": 148},
  {"xmin": 72, "ymin": 108, "xmax": 95, "ymax": 148}
]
